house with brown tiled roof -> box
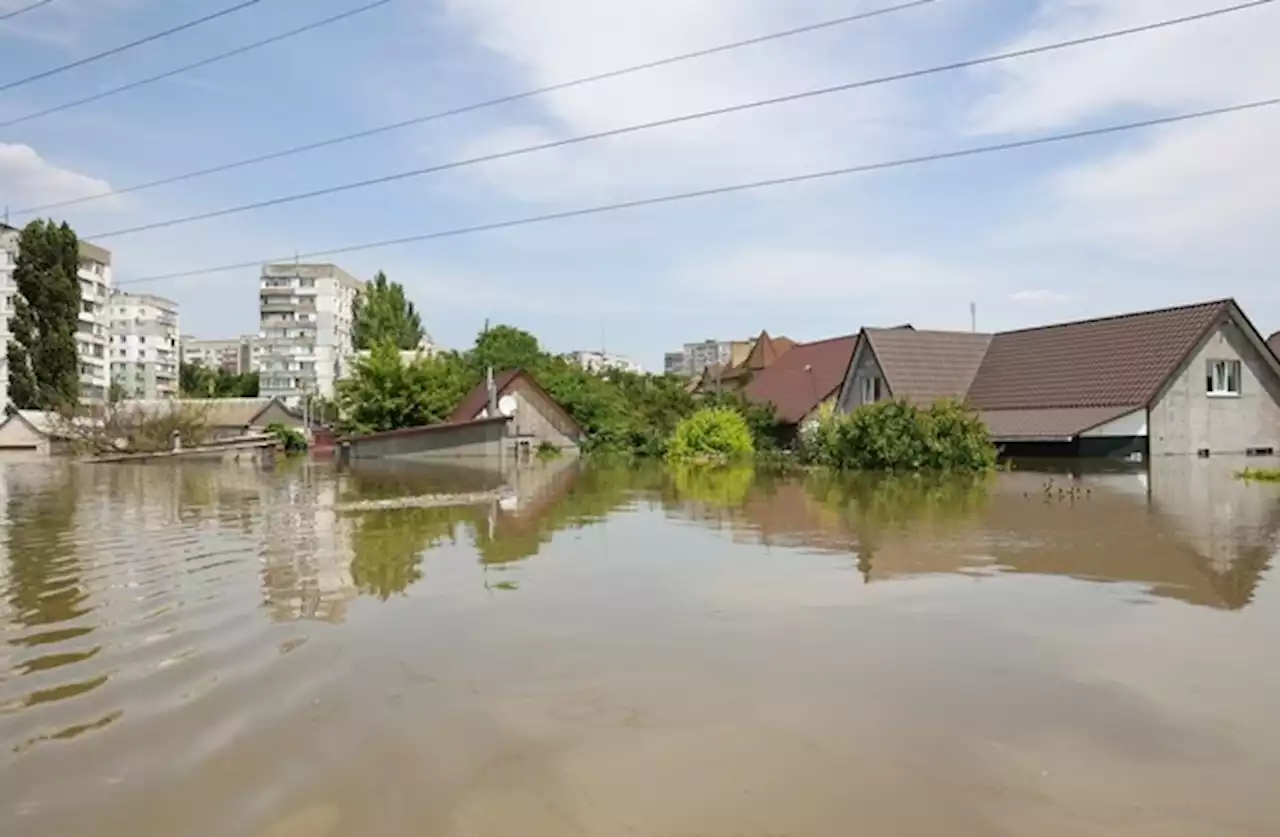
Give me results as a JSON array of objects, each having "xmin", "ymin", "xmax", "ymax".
[
  {"xmin": 698, "ymin": 330, "xmax": 794, "ymax": 393},
  {"xmin": 740, "ymin": 334, "xmax": 859, "ymax": 429},
  {"xmin": 838, "ymin": 299, "xmax": 1280, "ymax": 459}
]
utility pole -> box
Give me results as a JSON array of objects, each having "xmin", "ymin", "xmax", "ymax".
[{"xmin": 970, "ymin": 301, "xmax": 977, "ymax": 333}]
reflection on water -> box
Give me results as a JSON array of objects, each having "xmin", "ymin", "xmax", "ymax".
[{"xmin": 1, "ymin": 457, "xmax": 1278, "ymax": 835}]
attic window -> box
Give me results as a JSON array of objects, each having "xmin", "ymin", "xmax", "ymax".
[
  {"xmin": 1206, "ymin": 360, "xmax": 1241, "ymax": 396},
  {"xmin": 860, "ymin": 376, "xmax": 883, "ymax": 404}
]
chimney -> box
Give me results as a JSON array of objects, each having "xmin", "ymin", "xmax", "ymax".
[{"xmin": 486, "ymin": 367, "xmax": 498, "ymax": 416}]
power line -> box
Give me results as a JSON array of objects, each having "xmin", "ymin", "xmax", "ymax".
[
  {"xmin": 16, "ymin": 0, "xmax": 940, "ymax": 215},
  {"xmin": 0, "ymin": 0, "xmax": 55, "ymax": 23},
  {"xmin": 0, "ymin": 0, "xmax": 264, "ymax": 94},
  {"xmin": 115, "ymin": 96, "xmax": 1280, "ymax": 287},
  {"xmin": 84, "ymin": 0, "xmax": 1275, "ymax": 242},
  {"xmin": 0, "ymin": 0, "xmax": 392, "ymax": 133}
]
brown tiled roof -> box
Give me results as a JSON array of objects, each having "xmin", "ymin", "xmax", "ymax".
[
  {"xmin": 980, "ymin": 406, "xmax": 1136, "ymax": 442},
  {"xmin": 742, "ymin": 334, "xmax": 858, "ymax": 424},
  {"xmin": 967, "ymin": 299, "xmax": 1231, "ymax": 410},
  {"xmin": 863, "ymin": 328, "xmax": 993, "ymax": 405},
  {"xmin": 1268, "ymin": 330, "xmax": 1280, "ymax": 360},
  {"xmin": 718, "ymin": 331, "xmax": 794, "ymax": 382}
]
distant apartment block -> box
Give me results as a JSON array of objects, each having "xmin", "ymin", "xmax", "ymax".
[
  {"xmin": 563, "ymin": 350, "xmax": 644, "ymax": 375},
  {"xmin": 109, "ymin": 291, "xmax": 180, "ymax": 399},
  {"xmin": 0, "ymin": 223, "xmax": 19, "ymax": 408},
  {"xmin": 0, "ymin": 227, "xmax": 114, "ymax": 403},
  {"xmin": 668, "ymin": 338, "xmax": 755, "ymax": 377},
  {"xmin": 257, "ymin": 263, "xmax": 364, "ymax": 404},
  {"xmin": 180, "ymin": 335, "xmax": 256, "ymax": 376}
]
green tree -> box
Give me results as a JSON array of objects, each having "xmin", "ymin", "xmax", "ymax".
[
  {"xmin": 351, "ymin": 271, "xmax": 424, "ymax": 350},
  {"xmin": 468, "ymin": 324, "xmax": 542, "ymax": 374},
  {"xmin": 801, "ymin": 398, "xmax": 996, "ymax": 472},
  {"xmin": 336, "ymin": 341, "xmax": 477, "ymax": 434},
  {"xmin": 179, "ymin": 362, "xmax": 259, "ymax": 398},
  {"xmin": 6, "ymin": 220, "xmax": 82, "ymax": 410}
]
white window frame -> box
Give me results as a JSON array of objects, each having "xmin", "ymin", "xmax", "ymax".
[
  {"xmin": 1206, "ymin": 359, "xmax": 1242, "ymax": 397},
  {"xmin": 860, "ymin": 375, "xmax": 882, "ymax": 405}
]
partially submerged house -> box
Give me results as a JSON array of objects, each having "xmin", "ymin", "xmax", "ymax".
[
  {"xmin": 116, "ymin": 397, "xmax": 303, "ymax": 440},
  {"xmin": 741, "ymin": 334, "xmax": 859, "ymax": 432},
  {"xmin": 837, "ymin": 299, "xmax": 1280, "ymax": 459},
  {"xmin": 0, "ymin": 411, "xmax": 84, "ymax": 455},
  {"xmin": 344, "ymin": 369, "xmax": 583, "ymax": 463}
]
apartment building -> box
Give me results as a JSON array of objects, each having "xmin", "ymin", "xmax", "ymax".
[
  {"xmin": 563, "ymin": 350, "xmax": 644, "ymax": 375},
  {"xmin": 109, "ymin": 292, "xmax": 180, "ymax": 399},
  {"xmin": 180, "ymin": 335, "xmax": 256, "ymax": 375},
  {"xmin": 668, "ymin": 338, "xmax": 755, "ymax": 377},
  {"xmin": 0, "ymin": 223, "xmax": 18, "ymax": 407},
  {"xmin": 257, "ymin": 263, "xmax": 364, "ymax": 404}
]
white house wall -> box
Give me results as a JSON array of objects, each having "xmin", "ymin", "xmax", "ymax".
[{"xmin": 1148, "ymin": 318, "xmax": 1280, "ymax": 456}]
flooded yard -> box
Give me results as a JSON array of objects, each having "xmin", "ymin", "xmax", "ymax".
[{"xmin": 2, "ymin": 457, "xmax": 1279, "ymax": 836}]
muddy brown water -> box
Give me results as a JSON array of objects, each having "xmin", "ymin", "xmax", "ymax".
[{"xmin": 2, "ymin": 457, "xmax": 1279, "ymax": 836}]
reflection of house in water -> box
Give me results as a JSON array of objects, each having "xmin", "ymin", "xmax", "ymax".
[{"xmin": 726, "ymin": 468, "xmax": 1280, "ymax": 611}]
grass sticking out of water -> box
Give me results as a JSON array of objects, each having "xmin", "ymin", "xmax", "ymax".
[{"xmin": 1236, "ymin": 468, "xmax": 1280, "ymax": 483}]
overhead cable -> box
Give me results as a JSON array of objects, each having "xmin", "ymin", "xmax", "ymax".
[
  {"xmin": 15, "ymin": 0, "xmax": 939, "ymax": 214},
  {"xmin": 0, "ymin": 0, "xmax": 56, "ymax": 23},
  {"xmin": 0, "ymin": 0, "xmax": 393, "ymax": 133},
  {"xmin": 0, "ymin": 0, "xmax": 266, "ymax": 94},
  {"xmin": 86, "ymin": 0, "xmax": 1274, "ymax": 242},
  {"xmin": 115, "ymin": 96, "xmax": 1280, "ymax": 287}
]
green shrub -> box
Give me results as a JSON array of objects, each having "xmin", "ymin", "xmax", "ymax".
[
  {"xmin": 666, "ymin": 407, "xmax": 755, "ymax": 463},
  {"xmin": 536, "ymin": 440, "xmax": 562, "ymax": 460},
  {"xmin": 1236, "ymin": 468, "xmax": 1280, "ymax": 483},
  {"xmin": 267, "ymin": 422, "xmax": 308, "ymax": 455},
  {"xmin": 800, "ymin": 398, "xmax": 995, "ymax": 472}
]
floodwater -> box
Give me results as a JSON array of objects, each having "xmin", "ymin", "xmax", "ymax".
[{"xmin": 2, "ymin": 456, "xmax": 1279, "ymax": 837}]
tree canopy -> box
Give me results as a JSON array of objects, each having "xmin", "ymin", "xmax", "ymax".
[
  {"xmin": 6, "ymin": 220, "xmax": 82, "ymax": 410},
  {"xmin": 179, "ymin": 363, "xmax": 259, "ymax": 398},
  {"xmin": 336, "ymin": 324, "xmax": 782, "ymax": 455},
  {"xmin": 351, "ymin": 271, "xmax": 424, "ymax": 350}
]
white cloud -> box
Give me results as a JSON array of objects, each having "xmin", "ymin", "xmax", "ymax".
[
  {"xmin": 970, "ymin": 0, "xmax": 1280, "ymax": 270},
  {"xmin": 688, "ymin": 246, "xmax": 981, "ymax": 305},
  {"xmin": 437, "ymin": 0, "xmax": 930, "ymax": 203},
  {"xmin": 0, "ymin": 143, "xmax": 117, "ymax": 209}
]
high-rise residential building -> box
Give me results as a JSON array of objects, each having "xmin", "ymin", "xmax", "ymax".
[
  {"xmin": 109, "ymin": 291, "xmax": 180, "ymax": 399},
  {"xmin": 76, "ymin": 242, "xmax": 114, "ymax": 401},
  {"xmin": 0, "ymin": 227, "xmax": 114, "ymax": 404},
  {"xmin": 257, "ymin": 263, "xmax": 364, "ymax": 404},
  {"xmin": 663, "ymin": 351, "xmax": 686, "ymax": 376},
  {"xmin": 180, "ymin": 335, "xmax": 256, "ymax": 376},
  {"xmin": 0, "ymin": 223, "xmax": 19, "ymax": 408}
]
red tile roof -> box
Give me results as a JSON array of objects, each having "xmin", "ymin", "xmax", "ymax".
[
  {"xmin": 742, "ymin": 334, "xmax": 858, "ymax": 424},
  {"xmin": 717, "ymin": 331, "xmax": 795, "ymax": 382},
  {"xmin": 967, "ymin": 300, "xmax": 1231, "ymax": 410},
  {"xmin": 862, "ymin": 328, "xmax": 993, "ymax": 405}
]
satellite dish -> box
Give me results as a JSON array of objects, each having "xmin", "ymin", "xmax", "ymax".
[{"xmin": 498, "ymin": 395, "xmax": 518, "ymax": 417}]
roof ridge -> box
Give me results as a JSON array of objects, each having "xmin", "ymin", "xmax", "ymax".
[
  {"xmin": 793, "ymin": 333, "xmax": 859, "ymax": 348},
  {"xmin": 995, "ymin": 298, "xmax": 1233, "ymax": 337}
]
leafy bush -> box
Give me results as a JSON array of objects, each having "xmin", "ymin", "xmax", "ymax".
[
  {"xmin": 666, "ymin": 407, "xmax": 755, "ymax": 463},
  {"xmin": 801, "ymin": 398, "xmax": 996, "ymax": 472},
  {"xmin": 266, "ymin": 423, "xmax": 308, "ymax": 454}
]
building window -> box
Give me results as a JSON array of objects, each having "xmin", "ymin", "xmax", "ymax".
[
  {"xmin": 860, "ymin": 375, "xmax": 883, "ymax": 404},
  {"xmin": 1206, "ymin": 360, "xmax": 1242, "ymax": 396}
]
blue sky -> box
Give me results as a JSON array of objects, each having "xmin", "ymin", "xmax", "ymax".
[{"xmin": 1, "ymin": 0, "xmax": 1277, "ymax": 369}]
